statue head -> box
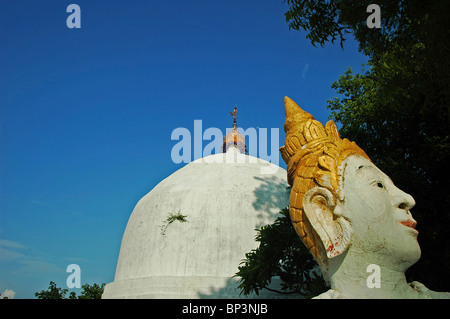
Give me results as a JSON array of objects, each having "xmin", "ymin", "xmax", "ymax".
[{"xmin": 280, "ymin": 97, "xmax": 421, "ymax": 284}]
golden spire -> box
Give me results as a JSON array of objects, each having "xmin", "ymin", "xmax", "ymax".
[
  {"xmin": 229, "ymin": 105, "xmax": 237, "ymax": 130},
  {"xmin": 222, "ymin": 105, "xmax": 247, "ymax": 154}
]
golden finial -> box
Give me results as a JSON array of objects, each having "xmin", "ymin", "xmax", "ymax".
[
  {"xmin": 229, "ymin": 105, "xmax": 237, "ymax": 129},
  {"xmin": 222, "ymin": 105, "xmax": 247, "ymax": 154}
]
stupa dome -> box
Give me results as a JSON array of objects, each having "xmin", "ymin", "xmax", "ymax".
[
  {"xmin": 102, "ymin": 106, "xmax": 296, "ymax": 298},
  {"xmin": 102, "ymin": 146, "xmax": 291, "ymax": 298}
]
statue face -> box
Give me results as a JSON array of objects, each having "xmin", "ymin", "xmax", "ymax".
[{"xmin": 340, "ymin": 155, "xmax": 421, "ymax": 268}]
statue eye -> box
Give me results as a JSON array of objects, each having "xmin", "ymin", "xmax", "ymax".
[{"xmin": 377, "ymin": 182, "xmax": 384, "ymax": 189}]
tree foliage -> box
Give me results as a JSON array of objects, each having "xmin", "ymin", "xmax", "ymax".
[
  {"xmin": 285, "ymin": 0, "xmax": 450, "ymax": 57},
  {"xmin": 34, "ymin": 281, "xmax": 105, "ymax": 299},
  {"xmin": 235, "ymin": 208, "xmax": 326, "ymax": 297},
  {"xmin": 77, "ymin": 283, "xmax": 106, "ymax": 299}
]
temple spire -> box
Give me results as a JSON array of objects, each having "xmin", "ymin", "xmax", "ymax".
[
  {"xmin": 222, "ymin": 105, "xmax": 248, "ymax": 154},
  {"xmin": 229, "ymin": 105, "xmax": 237, "ymax": 129}
]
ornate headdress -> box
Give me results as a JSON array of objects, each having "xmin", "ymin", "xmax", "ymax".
[{"xmin": 280, "ymin": 97, "xmax": 370, "ymax": 266}]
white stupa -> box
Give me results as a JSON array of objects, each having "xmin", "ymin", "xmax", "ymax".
[{"xmin": 102, "ymin": 108, "xmax": 293, "ymax": 298}]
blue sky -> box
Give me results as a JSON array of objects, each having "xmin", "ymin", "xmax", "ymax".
[{"xmin": 0, "ymin": 0, "xmax": 368, "ymax": 298}]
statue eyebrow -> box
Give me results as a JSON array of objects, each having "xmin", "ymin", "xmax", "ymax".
[
  {"xmin": 356, "ymin": 165, "xmax": 374, "ymax": 172},
  {"xmin": 356, "ymin": 165, "xmax": 395, "ymax": 184},
  {"xmin": 356, "ymin": 165, "xmax": 378, "ymax": 174}
]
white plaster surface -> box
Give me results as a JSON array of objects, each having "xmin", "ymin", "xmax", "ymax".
[{"xmin": 103, "ymin": 148, "xmax": 292, "ymax": 298}]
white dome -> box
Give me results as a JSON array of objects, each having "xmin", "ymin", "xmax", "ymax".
[{"xmin": 102, "ymin": 148, "xmax": 291, "ymax": 298}]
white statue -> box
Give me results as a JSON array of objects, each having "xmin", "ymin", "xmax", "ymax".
[{"xmin": 280, "ymin": 96, "xmax": 450, "ymax": 299}]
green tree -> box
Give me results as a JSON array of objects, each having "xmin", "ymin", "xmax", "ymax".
[
  {"xmin": 236, "ymin": 208, "xmax": 326, "ymax": 297},
  {"xmin": 34, "ymin": 281, "xmax": 105, "ymax": 299},
  {"xmin": 34, "ymin": 281, "xmax": 77, "ymax": 299},
  {"xmin": 237, "ymin": 0, "xmax": 450, "ymax": 295},
  {"xmin": 77, "ymin": 283, "xmax": 106, "ymax": 299}
]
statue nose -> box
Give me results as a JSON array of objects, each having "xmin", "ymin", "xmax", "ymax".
[{"xmin": 393, "ymin": 189, "xmax": 416, "ymax": 211}]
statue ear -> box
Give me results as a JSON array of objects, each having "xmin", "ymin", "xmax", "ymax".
[{"xmin": 303, "ymin": 187, "xmax": 351, "ymax": 259}]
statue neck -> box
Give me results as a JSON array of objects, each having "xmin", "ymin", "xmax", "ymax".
[{"xmin": 326, "ymin": 248, "xmax": 421, "ymax": 298}]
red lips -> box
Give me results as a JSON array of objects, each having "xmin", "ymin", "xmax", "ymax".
[{"xmin": 400, "ymin": 219, "xmax": 417, "ymax": 230}]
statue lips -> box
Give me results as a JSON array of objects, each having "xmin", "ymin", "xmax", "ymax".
[{"xmin": 398, "ymin": 218, "xmax": 419, "ymax": 235}]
